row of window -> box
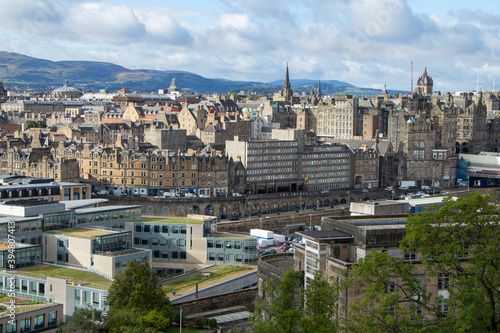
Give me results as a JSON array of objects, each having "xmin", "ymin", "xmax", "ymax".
[
  {"xmin": 135, "ymin": 224, "xmax": 187, "ymax": 234},
  {"xmin": 4, "ymin": 311, "xmax": 57, "ymax": 333},
  {"xmin": 152, "ymin": 250, "xmax": 187, "ymax": 259},
  {"xmin": 134, "ymin": 237, "xmax": 186, "ymax": 247}
]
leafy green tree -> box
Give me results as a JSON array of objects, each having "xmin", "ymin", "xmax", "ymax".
[
  {"xmin": 105, "ymin": 260, "xmax": 173, "ymax": 332},
  {"xmin": 403, "ymin": 193, "xmax": 500, "ymax": 332},
  {"xmin": 346, "ymin": 193, "xmax": 500, "ymax": 332},
  {"xmin": 345, "ymin": 251, "xmax": 438, "ymax": 333},
  {"xmin": 301, "ymin": 271, "xmax": 339, "ymax": 333},
  {"xmin": 61, "ymin": 307, "xmax": 106, "ymax": 332},
  {"xmin": 107, "ymin": 260, "xmax": 170, "ymax": 312},
  {"xmin": 253, "ymin": 270, "xmax": 304, "ymax": 333},
  {"xmin": 253, "ymin": 270, "xmax": 339, "ymax": 333}
]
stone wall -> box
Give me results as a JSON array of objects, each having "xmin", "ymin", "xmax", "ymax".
[{"xmin": 171, "ymin": 288, "xmax": 257, "ymax": 314}]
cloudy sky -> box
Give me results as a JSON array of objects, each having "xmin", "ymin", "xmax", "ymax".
[{"xmin": 0, "ymin": 0, "xmax": 499, "ymax": 92}]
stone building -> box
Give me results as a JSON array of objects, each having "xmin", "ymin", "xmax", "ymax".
[
  {"xmin": 0, "ymin": 147, "xmax": 79, "ymax": 182},
  {"xmin": 144, "ymin": 122, "xmax": 187, "ymax": 151}
]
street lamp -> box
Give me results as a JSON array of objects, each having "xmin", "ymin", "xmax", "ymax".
[
  {"xmin": 179, "ymin": 308, "xmax": 183, "ymax": 333},
  {"xmin": 309, "ymin": 214, "xmax": 313, "ymax": 230}
]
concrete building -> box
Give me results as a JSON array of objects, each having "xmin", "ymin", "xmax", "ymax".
[
  {"xmin": 43, "ymin": 227, "xmax": 151, "ymax": 279},
  {"xmin": 0, "ymin": 296, "xmax": 63, "ymax": 333},
  {"xmin": 127, "ymin": 215, "xmax": 258, "ymax": 275}
]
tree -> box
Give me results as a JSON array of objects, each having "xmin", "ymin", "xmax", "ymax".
[
  {"xmin": 105, "ymin": 260, "xmax": 173, "ymax": 332},
  {"xmin": 346, "ymin": 193, "xmax": 500, "ymax": 332},
  {"xmin": 253, "ymin": 270, "xmax": 339, "ymax": 333},
  {"xmin": 61, "ymin": 307, "xmax": 106, "ymax": 333},
  {"xmin": 345, "ymin": 251, "xmax": 438, "ymax": 333},
  {"xmin": 403, "ymin": 193, "xmax": 500, "ymax": 332},
  {"xmin": 107, "ymin": 260, "xmax": 170, "ymax": 312}
]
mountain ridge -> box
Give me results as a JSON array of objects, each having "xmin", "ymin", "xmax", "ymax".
[{"xmin": 0, "ymin": 51, "xmax": 404, "ymax": 96}]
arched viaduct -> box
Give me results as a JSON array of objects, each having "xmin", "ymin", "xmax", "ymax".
[{"xmin": 106, "ymin": 190, "xmax": 390, "ymax": 220}]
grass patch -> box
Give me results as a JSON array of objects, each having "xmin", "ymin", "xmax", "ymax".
[
  {"xmin": 163, "ymin": 265, "xmax": 255, "ymax": 297},
  {"xmin": 19, "ymin": 265, "xmax": 112, "ymax": 289}
]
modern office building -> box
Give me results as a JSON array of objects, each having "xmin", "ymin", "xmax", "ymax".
[
  {"xmin": 127, "ymin": 215, "xmax": 258, "ymax": 275},
  {"xmin": 0, "ymin": 296, "xmax": 63, "ymax": 333}
]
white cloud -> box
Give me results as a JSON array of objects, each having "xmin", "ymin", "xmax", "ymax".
[{"xmin": 0, "ymin": 0, "xmax": 499, "ymax": 91}]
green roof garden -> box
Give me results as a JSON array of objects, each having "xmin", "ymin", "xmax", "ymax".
[
  {"xmin": 17, "ymin": 264, "xmax": 112, "ymax": 289},
  {"xmin": 45, "ymin": 228, "xmax": 115, "ymax": 239}
]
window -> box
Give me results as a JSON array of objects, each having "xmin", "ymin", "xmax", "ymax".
[
  {"xmin": 405, "ymin": 252, "xmax": 417, "ymax": 260},
  {"xmin": 387, "ymin": 277, "xmax": 396, "ymax": 293},
  {"xmin": 20, "ymin": 317, "xmax": 31, "ymax": 333},
  {"xmin": 438, "ymin": 298, "xmax": 449, "ymax": 314},
  {"xmin": 6, "ymin": 321, "xmax": 16, "ymax": 333},
  {"xmin": 458, "ymin": 245, "xmax": 471, "ymax": 258},
  {"xmin": 48, "ymin": 310, "xmax": 58, "ymax": 326},
  {"xmin": 438, "ymin": 273, "xmax": 450, "ymax": 290},
  {"xmin": 34, "ymin": 314, "xmax": 45, "ymax": 329}
]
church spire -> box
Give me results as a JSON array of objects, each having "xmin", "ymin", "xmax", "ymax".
[
  {"xmin": 317, "ymin": 79, "xmax": 322, "ymax": 98},
  {"xmin": 282, "ymin": 63, "xmax": 292, "ymax": 103}
]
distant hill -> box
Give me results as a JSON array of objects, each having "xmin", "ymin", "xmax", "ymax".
[{"xmin": 0, "ymin": 51, "xmax": 406, "ymax": 96}]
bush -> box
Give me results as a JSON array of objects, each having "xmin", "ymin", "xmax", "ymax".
[
  {"xmin": 194, "ymin": 316, "xmax": 206, "ymax": 327},
  {"xmin": 208, "ymin": 318, "xmax": 218, "ymax": 329}
]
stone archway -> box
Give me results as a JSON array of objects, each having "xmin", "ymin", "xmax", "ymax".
[
  {"xmin": 280, "ymin": 202, "xmax": 288, "ymax": 213},
  {"xmin": 177, "ymin": 206, "xmax": 186, "ymax": 215},
  {"xmin": 306, "ymin": 201, "xmax": 314, "ymax": 209},
  {"xmin": 340, "ymin": 198, "xmax": 347, "ymax": 204},
  {"xmin": 145, "ymin": 205, "xmax": 155, "ymax": 215},
  {"xmin": 271, "ymin": 203, "xmax": 279, "ymax": 213},
  {"xmin": 261, "ymin": 203, "xmax": 270, "ymax": 215},
  {"xmin": 205, "ymin": 205, "xmax": 214, "ymax": 216},
  {"xmin": 191, "ymin": 205, "xmax": 200, "ymax": 214},
  {"xmin": 219, "ymin": 204, "xmax": 227, "ymax": 219},
  {"xmin": 160, "ymin": 206, "xmax": 170, "ymax": 216},
  {"xmin": 252, "ymin": 203, "xmax": 260, "ymax": 216},
  {"xmin": 232, "ymin": 203, "xmax": 240, "ymax": 217},
  {"xmin": 316, "ymin": 199, "xmax": 323, "ymax": 208},
  {"xmin": 324, "ymin": 199, "xmax": 331, "ymax": 207}
]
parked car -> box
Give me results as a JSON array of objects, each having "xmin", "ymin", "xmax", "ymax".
[
  {"xmin": 230, "ymin": 216, "xmax": 239, "ymax": 221},
  {"xmin": 96, "ymin": 190, "xmax": 108, "ymax": 195}
]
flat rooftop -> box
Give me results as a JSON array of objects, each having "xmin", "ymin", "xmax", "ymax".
[
  {"xmin": 210, "ymin": 232, "xmax": 254, "ymax": 240},
  {"xmin": 75, "ymin": 205, "xmax": 142, "ymax": 215},
  {"xmin": 298, "ymin": 230, "xmax": 353, "ymax": 240},
  {"xmin": 137, "ymin": 217, "xmax": 205, "ymax": 224},
  {"xmin": 45, "ymin": 228, "xmax": 115, "ymax": 239},
  {"xmin": 15, "ymin": 264, "xmax": 112, "ymax": 289}
]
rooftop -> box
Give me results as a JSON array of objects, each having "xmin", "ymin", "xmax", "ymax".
[
  {"xmin": 210, "ymin": 232, "xmax": 254, "ymax": 240},
  {"xmin": 75, "ymin": 205, "xmax": 141, "ymax": 215},
  {"xmin": 45, "ymin": 228, "xmax": 115, "ymax": 239},
  {"xmin": 0, "ymin": 295, "xmax": 59, "ymax": 318},
  {"xmin": 137, "ymin": 217, "xmax": 205, "ymax": 224},
  {"xmin": 298, "ymin": 230, "xmax": 353, "ymax": 240},
  {"xmin": 16, "ymin": 264, "xmax": 111, "ymax": 289}
]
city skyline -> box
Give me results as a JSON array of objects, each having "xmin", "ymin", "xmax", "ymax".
[{"xmin": 0, "ymin": 0, "xmax": 499, "ymax": 92}]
